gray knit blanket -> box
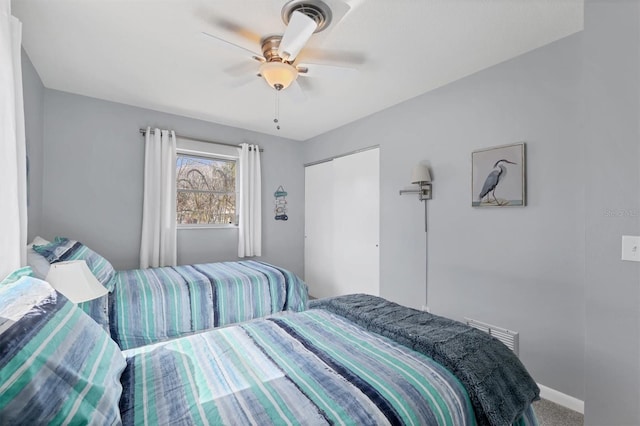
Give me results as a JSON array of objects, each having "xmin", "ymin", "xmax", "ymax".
[{"xmin": 309, "ymin": 294, "xmax": 539, "ymax": 426}]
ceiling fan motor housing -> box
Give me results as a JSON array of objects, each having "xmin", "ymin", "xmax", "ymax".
[{"xmin": 261, "ymin": 36, "xmax": 286, "ymax": 63}]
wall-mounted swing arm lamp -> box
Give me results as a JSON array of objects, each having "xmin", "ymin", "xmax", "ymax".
[
  {"xmin": 399, "ymin": 164, "xmax": 432, "ymax": 201},
  {"xmin": 400, "ymin": 162, "xmax": 433, "ymax": 309},
  {"xmin": 399, "ymin": 163, "xmax": 432, "ymax": 232}
]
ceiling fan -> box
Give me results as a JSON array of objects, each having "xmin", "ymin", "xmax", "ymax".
[{"xmin": 202, "ymin": 0, "xmax": 361, "ymax": 99}]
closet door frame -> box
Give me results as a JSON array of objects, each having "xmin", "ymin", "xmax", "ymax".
[
  {"xmin": 304, "ymin": 147, "xmax": 380, "ymax": 299},
  {"xmin": 304, "ymin": 160, "xmax": 335, "ymax": 298}
]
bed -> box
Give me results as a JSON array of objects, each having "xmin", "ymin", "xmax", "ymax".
[
  {"xmin": 0, "ymin": 275, "xmax": 540, "ymax": 426},
  {"xmin": 29, "ymin": 237, "xmax": 308, "ymax": 348}
]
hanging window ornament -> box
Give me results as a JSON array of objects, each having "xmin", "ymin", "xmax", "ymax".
[{"xmin": 274, "ymin": 185, "xmax": 288, "ymax": 220}]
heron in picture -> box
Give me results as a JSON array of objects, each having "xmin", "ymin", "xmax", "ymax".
[{"xmin": 478, "ymin": 159, "xmax": 517, "ymax": 206}]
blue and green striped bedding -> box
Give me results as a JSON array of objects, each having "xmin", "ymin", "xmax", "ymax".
[
  {"xmin": 311, "ymin": 294, "xmax": 540, "ymax": 426},
  {"xmin": 32, "ymin": 237, "xmax": 308, "ymax": 349},
  {"xmin": 1, "ymin": 272, "xmax": 538, "ymax": 425},
  {"xmin": 0, "ymin": 277, "xmax": 125, "ymax": 424},
  {"xmin": 120, "ymin": 309, "xmax": 539, "ymax": 426},
  {"xmin": 110, "ymin": 260, "xmax": 308, "ymax": 349}
]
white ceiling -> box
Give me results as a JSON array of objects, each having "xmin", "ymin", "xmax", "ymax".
[{"xmin": 13, "ymin": 0, "xmax": 583, "ymax": 141}]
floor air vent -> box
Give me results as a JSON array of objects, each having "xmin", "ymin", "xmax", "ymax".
[{"xmin": 464, "ymin": 318, "xmax": 519, "ymax": 356}]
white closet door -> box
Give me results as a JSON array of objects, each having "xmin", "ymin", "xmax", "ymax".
[
  {"xmin": 304, "ymin": 161, "xmax": 334, "ymax": 298},
  {"xmin": 332, "ymin": 148, "xmax": 379, "ymax": 296},
  {"xmin": 304, "ymin": 148, "xmax": 379, "ymax": 299}
]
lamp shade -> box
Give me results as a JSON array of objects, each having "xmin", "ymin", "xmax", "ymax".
[
  {"xmin": 411, "ymin": 163, "xmax": 431, "ymax": 184},
  {"xmin": 45, "ymin": 260, "xmax": 107, "ymax": 304},
  {"xmin": 260, "ymin": 61, "xmax": 298, "ymax": 90}
]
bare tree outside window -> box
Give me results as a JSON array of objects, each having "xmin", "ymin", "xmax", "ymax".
[{"xmin": 176, "ymin": 154, "xmax": 236, "ymax": 225}]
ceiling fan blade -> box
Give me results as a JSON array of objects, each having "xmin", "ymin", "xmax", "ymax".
[
  {"xmin": 213, "ymin": 17, "xmax": 262, "ymax": 45},
  {"xmin": 296, "ymin": 48, "xmax": 365, "ymax": 65},
  {"xmin": 285, "ymin": 80, "xmax": 307, "ymax": 103},
  {"xmin": 202, "ymin": 31, "xmax": 263, "ymax": 59},
  {"xmin": 297, "ymin": 63, "xmax": 358, "ymax": 79},
  {"xmin": 296, "ymin": 76, "xmax": 314, "ymax": 92},
  {"xmin": 229, "ymin": 73, "xmax": 261, "ymax": 88},
  {"xmin": 223, "ymin": 61, "xmax": 261, "ymax": 76},
  {"xmin": 278, "ymin": 11, "xmax": 317, "ymax": 62},
  {"xmin": 195, "ymin": 6, "xmax": 263, "ymax": 45}
]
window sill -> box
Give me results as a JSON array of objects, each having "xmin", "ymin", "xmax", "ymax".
[{"xmin": 178, "ymin": 224, "xmax": 238, "ymax": 230}]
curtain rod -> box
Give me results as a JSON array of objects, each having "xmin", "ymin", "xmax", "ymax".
[{"xmin": 139, "ymin": 129, "xmax": 264, "ymax": 152}]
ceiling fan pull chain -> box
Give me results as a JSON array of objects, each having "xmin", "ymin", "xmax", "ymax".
[{"xmin": 274, "ymin": 90, "xmax": 281, "ymax": 130}]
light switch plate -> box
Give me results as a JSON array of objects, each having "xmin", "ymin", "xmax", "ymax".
[{"xmin": 621, "ymin": 235, "xmax": 640, "ymax": 262}]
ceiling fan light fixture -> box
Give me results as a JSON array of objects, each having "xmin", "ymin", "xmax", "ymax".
[{"xmin": 259, "ymin": 61, "xmax": 298, "ymax": 90}]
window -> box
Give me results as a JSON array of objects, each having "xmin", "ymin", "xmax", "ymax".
[{"xmin": 176, "ymin": 153, "xmax": 237, "ymax": 226}]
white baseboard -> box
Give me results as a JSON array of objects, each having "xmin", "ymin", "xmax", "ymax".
[{"xmin": 537, "ymin": 383, "xmax": 584, "ymax": 414}]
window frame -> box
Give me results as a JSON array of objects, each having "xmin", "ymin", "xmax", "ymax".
[{"xmin": 175, "ymin": 149, "xmax": 239, "ymax": 230}]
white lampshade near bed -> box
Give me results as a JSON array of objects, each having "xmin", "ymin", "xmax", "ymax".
[{"xmin": 45, "ymin": 260, "xmax": 107, "ymax": 303}]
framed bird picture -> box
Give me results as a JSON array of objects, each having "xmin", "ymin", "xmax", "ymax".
[{"xmin": 472, "ymin": 142, "xmax": 526, "ymax": 207}]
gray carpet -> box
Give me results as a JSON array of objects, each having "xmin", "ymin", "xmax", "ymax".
[{"xmin": 533, "ymin": 399, "xmax": 583, "ymax": 426}]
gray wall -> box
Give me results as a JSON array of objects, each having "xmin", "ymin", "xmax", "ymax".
[
  {"xmin": 305, "ymin": 33, "xmax": 586, "ymax": 400},
  {"xmin": 22, "ymin": 50, "xmax": 44, "ymax": 241},
  {"xmin": 583, "ymin": 0, "xmax": 640, "ymax": 424},
  {"xmin": 40, "ymin": 90, "xmax": 305, "ymax": 276},
  {"xmin": 304, "ymin": 3, "xmax": 640, "ymax": 423}
]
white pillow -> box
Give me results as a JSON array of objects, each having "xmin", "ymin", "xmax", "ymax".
[
  {"xmin": 26, "ymin": 236, "xmax": 51, "ymax": 279},
  {"xmin": 28, "ymin": 235, "xmax": 50, "ymax": 248}
]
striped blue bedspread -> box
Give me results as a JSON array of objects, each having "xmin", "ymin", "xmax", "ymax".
[
  {"xmin": 110, "ymin": 261, "xmax": 307, "ymax": 349},
  {"xmin": 120, "ymin": 310, "xmax": 538, "ymax": 425}
]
